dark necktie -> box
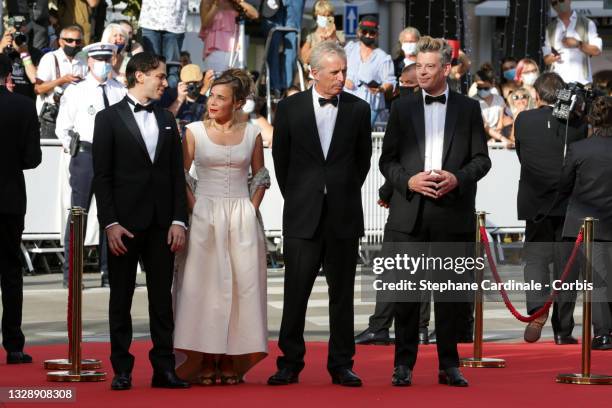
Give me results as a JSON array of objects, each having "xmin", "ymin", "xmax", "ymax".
[
  {"xmin": 99, "ymin": 84, "xmax": 109, "ymax": 109},
  {"xmin": 425, "ymin": 94, "xmax": 447, "ymax": 105},
  {"xmin": 318, "ymin": 96, "xmax": 339, "ymax": 107},
  {"xmin": 126, "ymin": 97, "xmax": 155, "ymax": 113}
]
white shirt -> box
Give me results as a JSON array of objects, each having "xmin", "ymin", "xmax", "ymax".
[
  {"xmin": 542, "ymin": 11, "xmax": 602, "ymax": 84},
  {"xmin": 422, "ymin": 86, "xmax": 449, "ymax": 172},
  {"xmin": 312, "ymin": 86, "xmax": 339, "ymax": 159},
  {"xmin": 56, "ymin": 75, "xmax": 127, "ymax": 149},
  {"xmin": 139, "ymin": 0, "xmax": 189, "ymax": 34},
  {"xmin": 35, "ymin": 48, "xmax": 88, "ymax": 114},
  {"xmin": 127, "ymin": 93, "xmax": 159, "ymax": 162},
  {"xmin": 476, "ymin": 94, "xmax": 506, "ymax": 129}
]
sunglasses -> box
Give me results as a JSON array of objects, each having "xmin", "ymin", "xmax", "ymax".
[
  {"xmin": 62, "ymin": 38, "xmax": 82, "ymax": 45},
  {"xmin": 477, "ymin": 86, "xmax": 492, "ymax": 91},
  {"xmin": 512, "ymin": 94, "xmax": 528, "ymax": 100},
  {"xmin": 361, "ymin": 30, "xmax": 377, "ymax": 37},
  {"xmin": 551, "ymin": 0, "xmax": 565, "ymax": 6}
]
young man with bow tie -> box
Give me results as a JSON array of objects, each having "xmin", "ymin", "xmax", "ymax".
[
  {"xmin": 379, "ymin": 37, "xmax": 491, "ymax": 387},
  {"xmin": 92, "ymin": 52, "xmax": 188, "ymax": 391},
  {"xmin": 269, "ymin": 41, "xmax": 372, "ymax": 387}
]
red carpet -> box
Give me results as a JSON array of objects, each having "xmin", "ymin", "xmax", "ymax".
[{"xmin": 1, "ymin": 341, "xmax": 611, "ymax": 407}]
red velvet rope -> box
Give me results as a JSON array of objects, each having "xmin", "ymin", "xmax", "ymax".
[
  {"xmin": 479, "ymin": 226, "xmax": 584, "ymax": 323},
  {"xmin": 67, "ymin": 218, "xmax": 73, "ymax": 341}
]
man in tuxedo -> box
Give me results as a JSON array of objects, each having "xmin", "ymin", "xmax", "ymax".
[
  {"xmin": 379, "ymin": 37, "xmax": 491, "ymax": 387},
  {"xmin": 0, "ymin": 54, "xmax": 41, "ymax": 364},
  {"xmin": 92, "ymin": 52, "xmax": 189, "ymax": 391},
  {"xmin": 269, "ymin": 41, "xmax": 372, "ymax": 387},
  {"xmin": 514, "ymin": 72, "xmax": 587, "ymax": 345}
]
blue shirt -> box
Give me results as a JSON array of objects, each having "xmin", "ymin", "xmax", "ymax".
[{"xmin": 344, "ymin": 41, "xmax": 396, "ymax": 111}]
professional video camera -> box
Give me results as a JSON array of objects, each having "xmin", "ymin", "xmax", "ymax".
[{"xmin": 552, "ymin": 82, "xmax": 598, "ymax": 121}]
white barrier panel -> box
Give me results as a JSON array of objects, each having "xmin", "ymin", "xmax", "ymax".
[{"xmin": 24, "ymin": 137, "xmax": 523, "ymax": 242}]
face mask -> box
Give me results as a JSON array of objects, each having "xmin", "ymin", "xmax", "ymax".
[
  {"xmin": 555, "ymin": 2, "xmax": 571, "ymax": 13},
  {"xmin": 399, "ymin": 86, "xmax": 417, "ymax": 98},
  {"xmin": 116, "ymin": 43, "xmax": 125, "ymax": 53},
  {"xmin": 522, "ymin": 72, "xmax": 538, "ymax": 86},
  {"xmin": 92, "ymin": 61, "xmax": 112, "ymax": 80},
  {"xmin": 63, "ymin": 44, "xmax": 82, "ymax": 57},
  {"xmin": 503, "ymin": 68, "xmax": 516, "ymax": 81},
  {"xmin": 401, "ymin": 42, "xmax": 417, "ymax": 56},
  {"xmin": 477, "ymin": 89, "xmax": 492, "ymax": 99},
  {"xmin": 316, "ymin": 15, "xmax": 328, "ymax": 29},
  {"xmin": 242, "ymin": 98, "xmax": 255, "ymax": 114},
  {"xmin": 360, "ymin": 36, "xmax": 376, "ymax": 47}
]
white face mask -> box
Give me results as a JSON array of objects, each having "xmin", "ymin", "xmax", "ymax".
[
  {"xmin": 522, "ymin": 72, "xmax": 538, "ymax": 86},
  {"xmin": 242, "ymin": 98, "xmax": 255, "ymax": 114},
  {"xmin": 477, "ymin": 89, "xmax": 492, "ymax": 99},
  {"xmin": 316, "ymin": 15, "xmax": 328, "ymax": 29},
  {"xmin": 92, "ymin": 60, "xmax": 112, "ymax": 80},
  {"xmin": 401, "ymin": 42, "xmax": 417, "ymax": 56}
]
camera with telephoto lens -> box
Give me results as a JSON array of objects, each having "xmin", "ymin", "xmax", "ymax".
[
  {"xmin": 6, "ymin": 16, "xmax": 28, "ymax": 48},
  {"xmin": 552, "ymin": 82, "xmax": 599, "ymax": 121}
]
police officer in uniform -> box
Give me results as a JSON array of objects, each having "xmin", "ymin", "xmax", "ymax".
[{"xmin": 56, "ymin": 42, "xmax": 127, "ymax": 287}]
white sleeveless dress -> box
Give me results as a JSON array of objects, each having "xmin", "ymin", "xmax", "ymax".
[{"xmin": 173, "ymin": 121, "xmax": 268, "ymax": 381}]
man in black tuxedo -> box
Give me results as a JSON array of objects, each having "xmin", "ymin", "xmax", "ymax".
[
  {"xmin": 514, "ymin": 72, "xmax": 587, "ymax": 345},
  {"xmin": 92, "ymin": 52, "xmax": 189, "ymax": 391},
  {"xmin": 0, "ymin": 54, "xmax": 41, "ymax": 364},
  {"xmin": 379, "ymin": 37, "xmax": 490, "ymax": 387},
  {"xmin": 269, "ymin": 41, "xmax": 372, "ymax": 387}
]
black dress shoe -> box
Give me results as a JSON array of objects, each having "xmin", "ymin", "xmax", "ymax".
[
  {"xmin": 438, "ymin": 367, "xmax": 468, "ymax": 387},
  {"xmin": 592, "ymin": 334, "xmax": 612, "ymax": 350},
  {"xmin": 354, "ymin": 328, "xmax": 391, "ymax": 345},
  {"xmin": 330, "ymin": 368, "xmax": 362, "ymax": 387},
  {"xmin": 391, "ymin": 365, "xmax": 412, "ymax": 386},
  {"xmin": 418, "ymin": 328, "xmax": 429, "ymax": 345},
  {"xmin": 151, "ymin": 370, "xmax": 190, "ymax": 388},
  {"xmin": 554, "ymin": 335, "xmax": 578, "ymax": 345},
  {"xmin": 6, "ymin": 352, "xmax": 33, "ymax": 364},
  {"xmin": 267, "ymin": 368, "xmax": 299, "ymax": 385},
  {"xmin": 111, "ymin": 373, "xmax": 132, "ymax": 391}
]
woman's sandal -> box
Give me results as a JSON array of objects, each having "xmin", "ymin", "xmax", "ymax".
[
  {"xmin": 198, "ymin": 372, "xmax": 217, "ymax": 386},
  {"xmin": 220, "ymin": 373, "xmax": 242, "ymax": 385}
]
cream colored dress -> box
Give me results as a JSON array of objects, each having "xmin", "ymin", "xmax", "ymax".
[{"xmin": 173, "ymin": 121, "xmax": 268, "ymax": 381}]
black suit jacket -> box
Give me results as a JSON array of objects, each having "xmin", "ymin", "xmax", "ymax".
[
  {"xmin": 272, "ymin": 89, "xmax": 372, "ymax": 239},
  {"xmin": 557, "ymin": 135, "xmax": 612, "ymax": 240},
  {"xmin": 514, "ymin": 106, "xmax": 587, "ymax": 220},
  {"xmin": 92, "ymin": 97, "xmax": 187, "ymax": 232},
  {"xmin": 0, "ymin": 87, "xmax": 42, "ymax": 215},
  {"xmin": 379, "ymin": 90, "xmax": 491, "ymax": 234}
]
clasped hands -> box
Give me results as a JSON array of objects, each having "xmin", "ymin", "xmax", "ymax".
[{"xmin": 408, "ymin": 170, "xmax": 458, "ymax": 199}]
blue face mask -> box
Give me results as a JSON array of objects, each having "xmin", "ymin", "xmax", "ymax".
[
  {"xmin": 93, "ymin": 60, "xmax": 112, "ymax": 80},
  {"xmin": 503, "ymin": 68, "xmax": 516, "ymax": 81}
]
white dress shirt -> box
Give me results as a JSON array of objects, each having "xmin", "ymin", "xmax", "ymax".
[
  {"xmin": 35, "ymin": 47, "xmax": 88, "ymax": 114},
  {"xmin": 56, "ymin": 75, "xmax": 126, "ymax": 149},
  {"xmin": 127, "ymin": 93, "xmax": 159, "ymax": 162},
  {"xmin": 422, "ymin": 86, "xmax": 449, "ymax": 172},
  {"xmin": 312, "ymin": 86, "xmax": 339, "ymax": 159},
  {"xmin": 542, "ymin": 11, "xmax": 602, "ymax": 84}
]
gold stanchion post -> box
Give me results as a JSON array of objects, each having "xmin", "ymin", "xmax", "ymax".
[
  {"xmin": 461, "ymin": 211, "xmax": 505, "ymax": 368},
  {"xmin": 47, "ymin": 207, "xmax": 106, "ymax": 382},
  {"xmin": 557, "ymin": 217, "xmax": 612, "ymax": 385}
]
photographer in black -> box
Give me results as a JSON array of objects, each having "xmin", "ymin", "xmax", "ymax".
[
  {"xmin": 0, "ymin": 15, "xmax": 42, "ymax": 100},
  {"xmin": 557, "ymin": 96, "xmax": 612, "ymax": 350},
  {"xmin": 514, "ymin": 72, "xmax": 587, "ymax": 345},
  {"xmin": 5, "ymin": 0, "xmax": 49, "ymax": 50}
]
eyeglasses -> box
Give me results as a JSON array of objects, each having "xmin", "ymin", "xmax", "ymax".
[
  {"xmin": 62, "ymin": 38, "xmax": 82, "ymax": 45},
  {"xmin": 512, "ymin": 94, "xmax": 528, "ymax": 100}
]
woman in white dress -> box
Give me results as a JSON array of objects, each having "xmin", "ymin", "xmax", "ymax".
[{"xmin": 173, "ymin": 69, "xmax": 269, "ymax": 385}]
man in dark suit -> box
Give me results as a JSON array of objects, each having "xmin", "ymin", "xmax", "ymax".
[
  {"xmin": 379, "ymin": 37, "xmax": 491, "ymax": 387},
  {"xmin": 0, "ymin": 54, "xmax": 41, "ymax": 364},
  {"xmin": 92, "ymin": 52, "xmax": 189, "ymax": 391},
  {"xmin": 269, "ymin": 41, "xmax": 372, "ymax": 387},
  {"xmin": 514, "ymin": 72, "xmax": 587, "ymax": 345}
]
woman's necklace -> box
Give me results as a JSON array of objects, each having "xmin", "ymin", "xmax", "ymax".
[{"xmin": 209, "ymin": 119, "xmax": 235, "ymax": 133}]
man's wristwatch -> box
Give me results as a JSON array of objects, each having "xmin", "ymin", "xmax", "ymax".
[{"xmin": 577, "ymin": 40, "xmax": 583, "ymax": 50}]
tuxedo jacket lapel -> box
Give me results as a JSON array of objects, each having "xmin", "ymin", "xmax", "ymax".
[
  {"xmin": 411, "ymin": 95, "xmax": 426, "ymax": 164},
  {"xmin": 116, "ymin": 98, "xmax": 151, "ymax": 163},
  {"xmin": 152, "ymin": 107, "xmax": 167, "ymax": 163},
  {"xmin": 325, "ymin": 92, "xmax": 351, "ymax": 162},
  {"xmin": 442, "ymin": 91, "xmax": 459, "ymax": 165},
  {"xmin": 303, "ymin": 89, "xmax": 326, "ymax": 163}
]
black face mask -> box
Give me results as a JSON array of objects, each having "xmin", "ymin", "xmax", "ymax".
[
  {"xmin": 360, "ymin": 36, "xmax": 376, "ymax": 47},
  {"xmin": 63, "ymin": 45, "xmax": 82, "ymax": 57},
  {"xmin": 399, "ymin": 86, "xmax": 418, "ymax": 98}
]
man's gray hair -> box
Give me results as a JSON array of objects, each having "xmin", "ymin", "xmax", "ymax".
[
  {"xmin": 310, "ymin": 41, "xmax": 347, "ymax": 71},
  {"xmin": 415, "ymin": 36, "xmax": 452, "ymax": 66},
  {"xmin": 398, "ymin": 26, "xmax": 421, "ymax": 42}
]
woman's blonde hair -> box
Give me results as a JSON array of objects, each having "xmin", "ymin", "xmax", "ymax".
[
  {"xmin": 101, "ymin": 23, "xmax": 127, "ymax": 49},
  {"xmin": 313, "ymin": 0, "xmax": 334, "ymax": 17}
]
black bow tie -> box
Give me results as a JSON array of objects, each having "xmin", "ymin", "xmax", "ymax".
[
  {"xmin": 425, "ymin": 94, "xmax": 447, "ymax": 105},
  {"xmin": 318, "ymin": 97, "xmax": 339, "ymax": 107},
  {"xmin": 127, "ymin": 97, "xmax": 155, "ymax": 113}
]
